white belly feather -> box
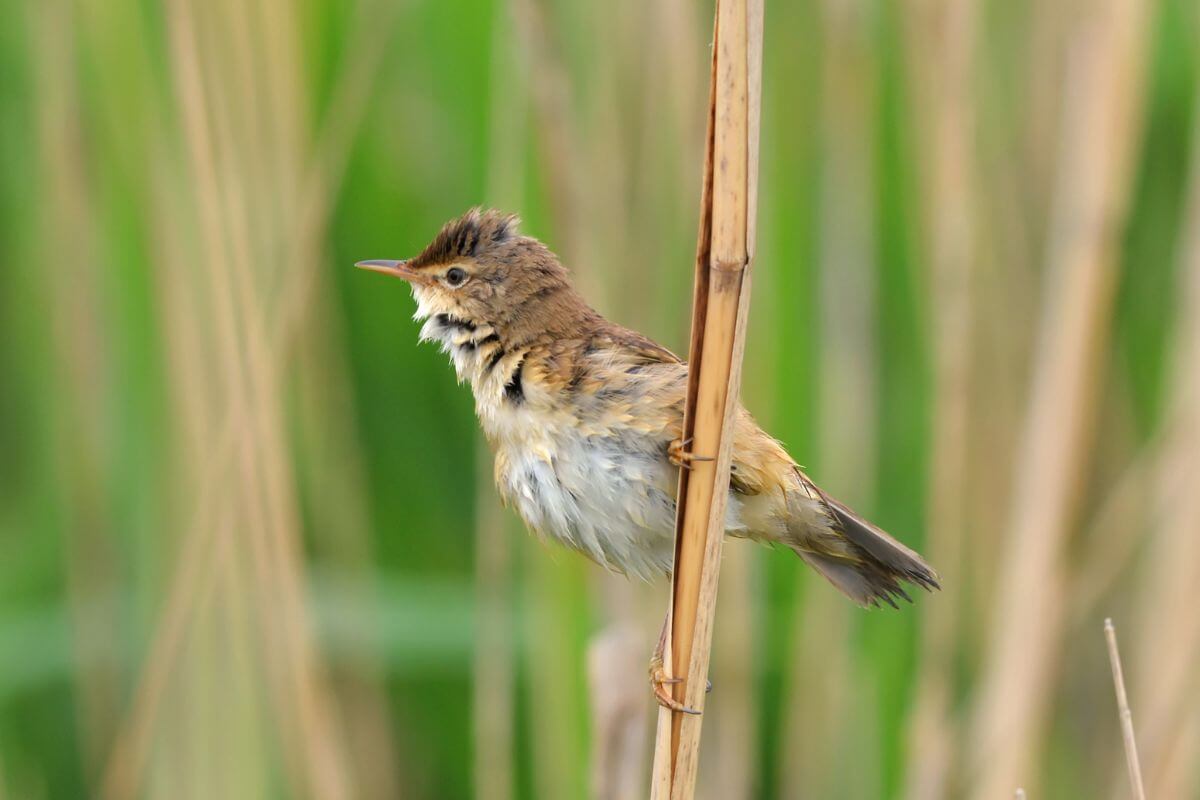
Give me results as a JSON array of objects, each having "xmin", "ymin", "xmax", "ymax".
[
  {"xmin": 413, "ymin": 290, "xmax": 750, "ymax": 579},
  {"xmin": 489, "ymin": 399, "xmax": 748, "ymax": 580}
]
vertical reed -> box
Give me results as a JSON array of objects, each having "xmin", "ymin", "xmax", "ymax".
[
  {"xmin": 1124, "ymin": 89, "xmax": 1200, "ymax": 798},
  {"xmin": 782, "ymin": 1, "xmax": 880, "ymax": 795},
  {"xmin": 1104, "ymin": 619, "xmax": 1146, "ymax": 800},
  {"xmin": 650, "ymin": 0, "xmax": 763, "ymax": 796},
  {"xmin": 965, "ymin": 0, "xmax": 1152, "ymax": 794},
  {"xmin": 902, "ymin": 0, "xmax": 977, "ymax": 795}
]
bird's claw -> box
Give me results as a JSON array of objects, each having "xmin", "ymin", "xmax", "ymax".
[
  {"xmin": 649, "ymin": 663, "xmax": 701, "ymax": 715},
  {"xmin": 668, "ymin": 437, "xmax": 715, "ymax": 470}
]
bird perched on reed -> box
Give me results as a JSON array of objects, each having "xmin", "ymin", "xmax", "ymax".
[{"xmin": 358, "ymin": 208, "xmax": 938, "ymax": 711}]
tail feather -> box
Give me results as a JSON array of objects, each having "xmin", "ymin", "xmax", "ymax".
[
  {"xmin": 795, "ymin": 480, "xmax": 940, "ymax": 608},
  {"xmin": 824, "ymin": 495, "xmax": 941, "ymax": 594},
  {"xmin": 795, "ymin": 551, "xmax": 911, "ymax": 609}
]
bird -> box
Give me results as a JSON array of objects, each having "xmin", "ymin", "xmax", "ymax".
[{"xmin": 358, "ymin": 208, "xmax": 938, "ymax": 712}]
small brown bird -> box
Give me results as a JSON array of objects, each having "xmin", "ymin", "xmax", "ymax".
[{"xmin": 359, "ymin": 208, "xmax": 938, "ymax": 710}]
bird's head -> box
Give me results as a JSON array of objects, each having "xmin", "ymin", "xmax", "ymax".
[{"xmin": 357, "ymin": 208, "xmax": 589, "ymax": 349}]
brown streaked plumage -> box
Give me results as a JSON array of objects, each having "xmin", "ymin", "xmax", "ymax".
[{"xmin": 358, "ymin": 208, "xmax": 939, "ymax": 707}]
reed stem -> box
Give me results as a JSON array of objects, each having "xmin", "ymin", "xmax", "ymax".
[
  {"xmin": 1104, "ymin": 620, "xmax": 1146, "ymax": 800},
  {"xmin": 649, "ymin": 0, "xmax": 763, "ymax": 796}
]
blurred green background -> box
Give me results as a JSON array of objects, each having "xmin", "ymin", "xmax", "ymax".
[{"xmin": 1, "ymin": 0, "xmax": 1198, "ymax": 798}]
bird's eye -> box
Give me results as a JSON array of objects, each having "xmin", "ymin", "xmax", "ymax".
[{"xmin": 445, "ymin": 267, "xmax": 468, "ymax": 287}]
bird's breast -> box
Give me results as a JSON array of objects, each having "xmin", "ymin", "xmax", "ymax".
[{"xmin": 484, "ymin": 393, "xmax": 682, "ymax": 579}]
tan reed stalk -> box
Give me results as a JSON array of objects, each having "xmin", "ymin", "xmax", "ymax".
[
  {"xmin": 961, "ymin": 2, "xmax": 1043, "ymax": 617},
  {"xmin": 1104, "ymin": 620, "xmax": 1146, "ymax": 800},
  {"xmin": 120, "ymin": 0, "xmax": 395, "ymax": 780},
  {"xmin": 140, "ymin": 3, "xmax": 326, "ymax": 794},
  {"xmin": 181, "ymin": 3, "xmax": 352, "ymax": 795},
  {"xmin": 649, "ymin": 0, "xmax": 763, "ymax": 796},
  {"xmin": 901, "ymin": 0, "xmax": 978, "ymax": 796},
  {"xmin": 1068, "ymin": 447, "xmax": 1157, "ymax": 624},
  {"xmin": 559, "ymin": 1, "xmax": 712, "ymax": 793},
  {"xmin": 470, "ymin": 5, "xmax": 530, "ymax": 798},
  {"xmin": 31, "ymin": 0, "xmax": 390, "ymax": 793},
  {"xmin": 500, "ymin": 6, "xmax": 592, "ymax": 798},
  {"xmin": 292, "ymin": 312, "xmax": 405, "ymax": 798},
  {"xmin": 813, "ymin": 0, "xmax": 879, "ymax": 502},
  {"xmin": 782, "ymin": 1, "xmax": 880, "ymax": 795},
  {"xmin": 28, "ymin": 2, "xmax": 118, "ymax": 778},
  {"xmin": 702, "ymin": 540, "xmax": 755, "ymax": 799},
  {"xmin": 273, "ymin": 3, "xmax": 409, "ymax": 795},
  {"xmin": 472, "ymin": 436, "xmax": 516, "ymax": 800},
  {"xmin": 964, "ymin": 1, "xmax": 1152, "ymax": 795},
  {"xmin": 587, "ymin": 625, "xmax": 650, "ymax": 800},
  {"xmin": 609, "ymin": 0, "xmax": 713, "ymax": 791},
  {"xmin": 781, "ymin": 592, "xmax": 857, "ymax": 799},
  {"xmin": 101, "ymin": 136, "xmax": 260, "ymax": 796},
  {"xmin": 1123, "ymin": 93, "xmax": 1200, "ymax": 799},
  {"xmin": 629, "ymin": 0, "xmax": 706, "ymax": 336},
  {"xmin": 100, "ymin": 0, "xmax": 371, "ymax": 795},
  {"xmin": 506, "ymin": 0, "xmax": 585, "ymax": 264}
]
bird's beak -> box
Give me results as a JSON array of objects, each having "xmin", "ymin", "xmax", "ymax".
[{"xmin": 355, "ymin": 259, "xmax": 428, "ymax": 284}]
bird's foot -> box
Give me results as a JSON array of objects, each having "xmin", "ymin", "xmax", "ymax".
[
  {"xmin": 668, "ymin": 437, "xmax": 715, "ymax": 470},
  {"xmin": 648, "ymin": 652, "xmax": 701, "ymax": 716}
]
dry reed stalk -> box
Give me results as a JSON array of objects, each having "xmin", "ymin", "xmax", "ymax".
[
  {"xmin": 273, "ymin": 43, "xmax": 406, "ymax": 765},
  {"xmin": 1122, "ymin": 95, "xmax": 1200, "ymax": 799},
  {"xmin": 162, "ymin": 7, "xmax": 337, "ymax": 794},
  {"xmin": 630, "ymin": 0, "xmax": 706, "ymax": 329},
  {"xmin": 530, "ymin": 27, "xmax": 703, "ymax": 795},
  {"xmin": 780, "ymin": 595, "xmax": 859, "ymax": 798},
  {"xmin": 962, "ymin": 4, "xmax": 1043, "ymax": 619},
  {"xmin": 99, "ymin": 444, "xmax": 235, "ymax": 799},
  {"xmin": 500, "ymin": 6, "xmax": 593, "ymax": 797},
  {"xmin": 1068, "ymin": 447, "xmax": 1157, "ymax": 624},
  {"xmin": 274, "ymin": 0, "xmax": 401, "ymax": 346},
  {"xmin": 183, "ymin": 4, "xmax": 353, "ymax": 795},
  {"xmin": 606, "ymin": 3, "xmax": 747, "ymax": 797},
  {"xmin": 578, "ymin": 0, "xmax": 634, "ymax": 307},
  {"xmin": 506, "ymin": 0, "xmax": 586, "ymax": 265},
  {"xmin": 1023, "ymin": 0, "xmax": 1071, "ymax": 227},
  {"xmin": 649, "ymin": 0, "xmax": 763, "ymax": 796},
  {"xmin": 473, "ymin": 435, "xmax": 516, "ymax": 800},
  {"xmin": 99, "ymin": 0, "xmax": 373, "ymax": 794},
  {"xmin": 702, "ymin": 543, "xmax": 755, "ymax": 800},
  {"xmin": 133, "ymin": 3, "xmax": 322, "ymax": 793},
  {"xmin": 522, "ymin": 550, "xmax": 587, "ymax": 800},
  {"xmin": 508, "ymin": 2, "xmax": 706, "ymax": 793},
  {"xmin": 28, "ymin": 2, "xmax": 124, "ymax": 779},
  {"xmin": 964, "ymin": 1, "xmax": 1151, "ymax": 795},
  {"xmin": 588, "ymin": 625, "xmax": 650, "ymax": 800},
  {"xmin": 1104, "ymin": 620, "xmax": 1146, "ymax": 800},
  {"xmin": 292, "ymin": 309, "xmax": 405, "ymax": 798},
  {"xmin": 901, "ymin": 0, "xmax": 977, "ymax": 796},
  {"xmin": 36, "ymin": 0, "xmax": 390, "ymax": 793},
  {"xmin": 101, "ymin": 126, "xmax": 258, "ymax": 796},
  {"xmin": 782, "ymin": 1, "xmax": 879, "ymax": 795},
  {"xmin": 814, "ymin": 0, "xmax": 879, "ymax": 501},
  {"xmin": 470, "ymin": 7, "xmax": 528, "ymax": 796}
]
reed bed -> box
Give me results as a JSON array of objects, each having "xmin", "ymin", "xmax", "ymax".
[{"xmin": 0, "ymin": 0, "xmax": 1196, "ymax": 797}]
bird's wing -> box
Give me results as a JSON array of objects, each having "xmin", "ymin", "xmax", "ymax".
[
  {"xmin": 596, "ymin": 324, "xmax": 682, "ymax": 365},
  {"xmin": 589, "ymin": 324, "xmax": 796, "ymax": 500},
  {"xmin": 596, "ymin": 327, "xmax": 791, "ymax": 497}
]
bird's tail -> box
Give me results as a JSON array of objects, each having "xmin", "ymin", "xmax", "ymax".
[{"xmin": 795, "ymin": 490, "xmax": 940, "ymax": 609}]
